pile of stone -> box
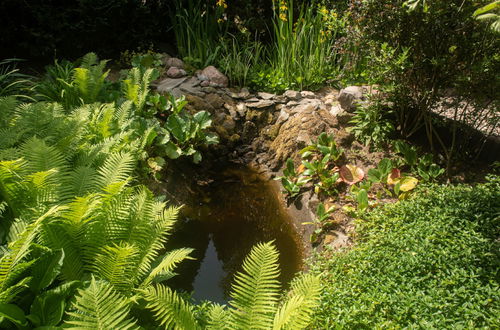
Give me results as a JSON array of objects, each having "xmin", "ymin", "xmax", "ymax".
[{"xmin": 153, "ymin": 60, "xmax": 372, "ymax": 172}]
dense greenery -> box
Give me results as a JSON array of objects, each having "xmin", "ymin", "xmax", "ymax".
[
  {"xmin": 311, "ymin": 178, "xmax": 500, "ymax": 328},
  {"xmin": 0, "ymin": 55, "xmax": 320, "ymax": 328}
]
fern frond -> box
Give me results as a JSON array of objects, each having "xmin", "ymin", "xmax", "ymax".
[
  {"xmin": 141, "ymin": 248, "xmax": 194, "ymax": 287},
  {"xmin": 91, "ymin": 243, "xmax": 139, "ymax": 292},
  {"xmin": 19, "ymin": 137, "xmax": 67, "ymax": 174},
  {"xmin": 228, "ymin": 241, "xmax": 281, "ymax": 330},
  {"xmin": 41, "ymin": 196, "xmax": 96, "ymax": 280},
  {"xmin": 64, "ymin": 277, "xmax": 138, "ymax": 330},
  {"xmin": 0, "ymin": 205, "xmax": 62, "ymax": 291},
  {"xmin": 141, "ymin": 284, "xmax": 199, "ymax": 330},
  {"xmin": 59, "ymin": 166, "xmax": 98, "ymax": 201},
  {"xmin": 0, "ymin": 96, "xmax": 20, "ymax": 127},
  {"xmin": 272, "ymin": 274, "xmax": 321, "ymax": 330},
  {"xmin": 95, "ymin": 152, "xmax": 135, "ymax": 190},
  {"xmin": 135, "ymin": 203, "xmax": 180, "ymax": 280},
  {"xmin": 206, "ymin": 304, "xmax": 231, "ymax": 330}
]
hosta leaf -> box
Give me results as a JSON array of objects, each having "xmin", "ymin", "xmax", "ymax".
[
  {"xmin": 399, "ymin": 176, "xmax": 418, "ymax": 192},
  {"xmin": 387, "ymin": 168, "xmax": 401, "ymax": 185},
  {"xmin": 164, "ymin": 142, "xmax": 182, "ymax": 159},
  {"xmin": 339, "ymin": 165, "xmax": 364, "ymax": 185}
]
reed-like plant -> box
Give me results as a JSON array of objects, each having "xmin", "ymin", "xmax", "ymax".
[
  {"xmin": 171, "ymin": 0, "xmax": 227, "ymax": 68},
  {"xmin": 264, "ymin": 0, "xmax": 341, "ymax": 91}
]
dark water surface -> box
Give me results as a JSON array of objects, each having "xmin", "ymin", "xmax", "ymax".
[{"xmin": 165, "ymin": 164, "xmax": 304, "ymax": 304}]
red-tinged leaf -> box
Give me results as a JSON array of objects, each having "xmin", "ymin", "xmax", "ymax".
[
  {"xmin": 387, "ymin": 168, "xmax": 401, "ymax": 185},
  {"xmin": 339, "ymin": 164, "xmax": 365, "ymax": 185}
]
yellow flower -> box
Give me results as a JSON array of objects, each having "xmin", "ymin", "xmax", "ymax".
[
  {"xmin": 216, "ymin": 0, "xmax": 227, "ymax": 8},
  {"xmin": 279, "ymin": 13, "xmax": 288, "ymax": 21}
]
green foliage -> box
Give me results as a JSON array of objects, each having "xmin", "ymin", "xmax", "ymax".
[
  {"xmin": 251, "ymin": 1, "xmax": 343, "ymax": 92},
  {"xmin": 171, "ymin": 0, "xmax": 227, "ymax": 68},
  {"xmin": 162, "ymin": 97, "xmax": 219, "ymax": 164},
  {"xmin": 218, "ymin": 35, "xmax": 265, "ymax": 87},
  {"xmin": 312, "ymin": 177, "xmax": 500, "ymax": 328},
  {"xmin": 64, "ymin": 277, "xmax": 138, "ymax": 330},
  {"xmin": 35, "ymin": 53, "xmax": 114, "ymax": 110},
  {"xmin": 346, "ymin": 0, "xmax": 499, "ymax": 166},
  {"xmin": 474, "ymin": 1, "xmax": 500, "ymax": 33},
  {"xmin": 0, "ymin": 59, "xmax": 32, "ymax": 100},
  {"xmin": 275, "ymin": 158, "xmax": 311, "ymax": 198},
  {"xmin": 349, "ymin": 100, "xmax": 394, "ymax": 149}
]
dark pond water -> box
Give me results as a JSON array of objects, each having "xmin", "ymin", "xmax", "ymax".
[{"xmin": 165, "ymin": 164, "xmax": 304, "ymax": 304}]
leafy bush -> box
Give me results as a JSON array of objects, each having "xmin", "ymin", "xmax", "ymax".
[
  {"xmin": 312, "ymin": 178, "xmax": 500, "ymax": 328},
  {"xmin": 345, "ymin": 0, "xmax": 500, "ymax": 168}
]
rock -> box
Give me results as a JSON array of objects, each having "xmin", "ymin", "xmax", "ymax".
[
  {"xmin": 245, "ymin": 97, "xmax": 260, "ymax": 103},
  {"xmin": 205, "ymin": 93, "xmax": 225, "ymax": 109},
  {"xmin": 296, "ymin": 131, "xmax": 311, "ymax": 147},
  {"xmin": 301, "ymin": 91, "xmax": 316, "ymax": 98},
  {"xmin": 276, "ymin": 109, "xmax": 290, "ymax": 125},
  {"xmin": 222, "ymin": 116, "xmax": 236, "ymax": 134},
  {"xmin": 157, "ymin": 77, "xmax": 188, "ymax": 94},
  {"xmin": 236, "ymin": 103, "xmax": 247, "ymax": 117},
  {"xmin": 291, "ymin": 99, "xmax": 323, "ymax": 114},
  {"xmin": 242, "ymin": 121, "xmax": 257, "ymax": 142},
  {"xmin": 338, "ymin": 86, "xmax": 364, "ymax": 111},
  {"xmin": 196, "ymin": 72, "xmax": 209, "ymax": 81},
  {"xmin": 329, "ymin": 104, "xmax": 344, "ymax": 116},
  {"xmin": 179, "ymin": 77, "xmax": 204, "ymax": 97},
  {"xmin": 165, "ymin": 57, "xmax": 185, "ymax": 69},
  {"xmin": 166, "ymin": 66, "xmax": 187, "ymax": 78},
  {"xmin": 200, "ymin": 80, "xmax": 210, "ymax": 87},
  {"xmin": 160, "ymin": 53, "xmax": 171, "ymax": 66},
  {"xmin": 245, "ymin": 99, "xmax": 275, "ymax": 109},
  {"xmin": 230, "ymin": 87, "xmax": 251, "ymax": 99},
  {"xmin": 257, "ymin": 92, "xmax": 276, "ymax": 100},
  {"xmin": 283, "ymin": 90, "xmax": 302, "ymax": 100},
  {"xmin": 201, "ymin": 66, "xmax": 228, "ymax": 87}
]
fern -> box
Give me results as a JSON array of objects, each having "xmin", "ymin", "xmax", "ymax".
[
  {"xmin": 228, "ymin": 241, "xmax": 281, "ymax": 330},
  {"xmin": 95, "ymin": 152, "xmax": 135, "ymax": 190},
  {"xmin": 91, "ymin": 243, "xmax": 139, "ymax": 291},
  {"xmin": 141, "ymin": 284, "xmax": 199, "ymax": 330},
  {"xmin": 141, "ymin": 247, "xmax": 194, "ymax": 287},
  {"xmin": 272, "ymin": 274, "xmax": 321, "ymax": 330},
  {"xmin": 0, "ymin": 206, "xmax": 62, "ymax": 302},
  {"xmin": 64, "ymin": 277, "xmax": 138, "ymax": 330}
]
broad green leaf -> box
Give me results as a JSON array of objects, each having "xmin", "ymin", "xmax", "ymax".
[
  {"xmin": 166, "ymin": 114, "xmax": 187, "ymax": 142},
  {"xmin": 356, "ymin": 189, "xmax": 369, "ymax": 211},
  {"xmin": 205, "ymin": 132, "xmax": 219, "ymax": 145},
  {"xmin": 164, "ymin": 142, "xmax": 182, "ymax": 159},
  {"xmin": 30, "ymin": 249, "xmax": 64, "ymax": 293},
  {"xmin": 193, "ymin": 151, "xmax": 202, "ymax": 164},
  {"xmin": 193, "ymin": 111, "xmax": 212, "ymax": 129},
  {"xmin": 0, "ymin": 303, "xmax": 27, "ymax": 327}
]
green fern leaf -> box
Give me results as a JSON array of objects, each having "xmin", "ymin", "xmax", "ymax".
[
  {"xmin": 95, "ymin": 152, "xmax": 135, "ymax": 190},
  {"xmin": 206, "ymin": 304, "xmax": 231, "ymax": 330},
  {"xmin": 141, "ymin": 284, "xmax": 199, "ymax": 330},
  {"xmin": 141, "ymin": 248, "xmax": 194, "ymax": 287},
  {"xmin": 272, "ymin": 274, "xmax": 321, "ymax": 330},
  {"xmin": 228, "ymin": 241, "xmax": 281, "ymax": 330},
  {"xmin": 64, "ymin": 277, "xmax": 138, "ymax": 330},
  {"xmin": 91, "ymin": 243, "xmax": 139, "ymax": 292}
]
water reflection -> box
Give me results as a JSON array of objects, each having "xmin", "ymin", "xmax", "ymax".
[{"xmin": 165, "ymin": 165, "xmax": 303, "ymax": 303}]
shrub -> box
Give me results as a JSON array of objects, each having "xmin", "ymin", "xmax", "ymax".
[
  {"xmin": 312, "ymin": 177, "xmax": 500, "ymax": 328},
  {"xmin": 345, "ymin": 0, "xmax": 500, "ymax": 169}
]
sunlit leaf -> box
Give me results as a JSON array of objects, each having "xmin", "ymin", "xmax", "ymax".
[{"xmin": 339, "ymin": 165, "xmax": 364, "ymax": 185}]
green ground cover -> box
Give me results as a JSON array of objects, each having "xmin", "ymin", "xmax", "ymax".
[{"xmin": 312, "ymin": 178, "xmax": 500, "ymax": 328}]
